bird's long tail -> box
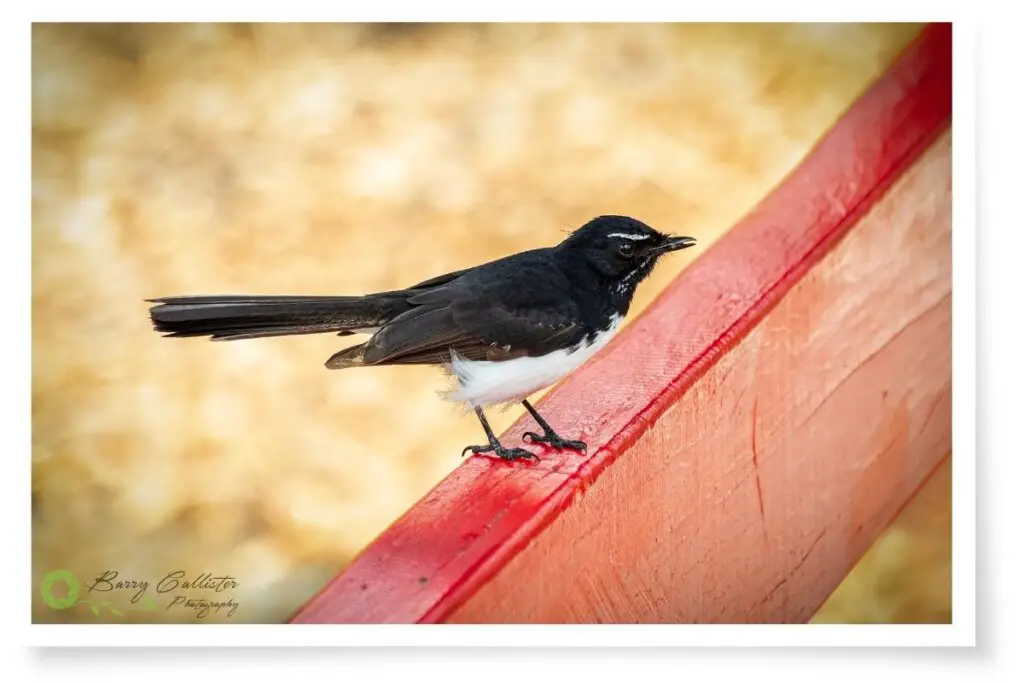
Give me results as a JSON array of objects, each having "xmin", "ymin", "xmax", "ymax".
[{"xmin": 147, "ymin": 294, "xmax": 405, "ymax": 341}]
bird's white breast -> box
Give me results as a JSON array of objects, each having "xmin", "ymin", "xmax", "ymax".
[{"xmin": 444, "ymin": 315, "xmax": 623, "ymax": 408}]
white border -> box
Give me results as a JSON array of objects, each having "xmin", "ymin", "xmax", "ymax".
[
  {"xmin": 12, "ymin": 1, "xmax": 979, "ymax": 659},
  {"xmin": 29, "ymin": 623, "xmax": 972, "ymax": 648},
  {"xmin": 948, "ymin": 19, "xmax": 977, "ymax": 647}
]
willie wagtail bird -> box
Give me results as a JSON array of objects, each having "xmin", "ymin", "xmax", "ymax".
[{"xmin": 148, "ymin": 215, "xmax": 697, "ymax": 461}]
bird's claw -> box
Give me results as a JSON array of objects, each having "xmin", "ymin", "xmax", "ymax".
[
  {"xmin": 522, "ymin": 431, "xmax": 587, "ymax": 453},
  {"xmin": 462, "ymin": 443, "xmax": 539, "ymax": 461}
]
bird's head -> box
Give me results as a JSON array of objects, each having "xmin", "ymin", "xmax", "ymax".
[{"xmin": 558, "ymin": 215, "xmax": 697, "ymax": 293}]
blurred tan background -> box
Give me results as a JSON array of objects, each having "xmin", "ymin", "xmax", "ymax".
[{"xmin": 32, "ymin": 22, "xmax": 945, "ymax": 623}]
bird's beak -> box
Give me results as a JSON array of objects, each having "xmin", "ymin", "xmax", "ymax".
[{"xmin": 650, "ymin": 236, "xmax": 698, "ymax": 254}]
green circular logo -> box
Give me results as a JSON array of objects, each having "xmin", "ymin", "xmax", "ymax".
[{"xmin": 40, "ymin": 569, "xmax": 81, "ymax": 610}]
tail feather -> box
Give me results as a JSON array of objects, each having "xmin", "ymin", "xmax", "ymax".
[
  {"xmin": 324, "ymin": 344, "xmax": 366, "ymax": 370},
  {"xmin": 148, "ymin": 294, "xmax": 401, "ymax": 341}
]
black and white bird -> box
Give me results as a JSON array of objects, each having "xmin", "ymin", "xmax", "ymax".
[{"xmin": 148, "ymin": 215, "xmax": 697, "ymax": 461}]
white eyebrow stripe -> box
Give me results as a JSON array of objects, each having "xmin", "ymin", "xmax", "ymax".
[{"xmin": 608, "ymin": 233, "xmax": 651, "ymax": 241}]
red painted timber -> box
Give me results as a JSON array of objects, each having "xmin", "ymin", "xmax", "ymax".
[
  {"xmin": 290, "ymin": 23, "xmax": 952, "ymax": 624},
  {"xmin": 445, "ymin": 133, "xmax": 952, "ymax": 622}
]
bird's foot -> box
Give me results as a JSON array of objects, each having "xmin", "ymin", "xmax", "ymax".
[
  {"xmin": 522, "ymin": 430, "xmax": 587, "ymax": 453},
  {"xmin": 461, "ymin": 443, "xmax": 539, "ymax": 461}
]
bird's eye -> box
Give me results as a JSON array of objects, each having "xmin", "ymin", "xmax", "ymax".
[{"xmin": 618, "ymin": 242, "xmax": 635, "ymax": 257}]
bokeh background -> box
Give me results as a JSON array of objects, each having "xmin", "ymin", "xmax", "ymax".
[{"xmin": 31, "ymin": 22, "xmax": 948, "ymax": 623}]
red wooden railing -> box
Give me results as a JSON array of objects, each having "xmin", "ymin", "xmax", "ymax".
[{"xmin": 290, "ymin": 23, "xmax": 952, "ymax": 624}]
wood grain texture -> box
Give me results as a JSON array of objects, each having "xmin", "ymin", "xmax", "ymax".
[{"xmin": 289, "ymin": 23, "xmax": 952, "ymax": 624}]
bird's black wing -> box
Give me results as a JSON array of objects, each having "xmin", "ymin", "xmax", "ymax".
[
  {"xmin": 355, "ymin": 305, "xmax": 580, "ymax": 367},
  {"xmin": 353, "ymin": 256, "xmax": 583, "ymax": 367}
]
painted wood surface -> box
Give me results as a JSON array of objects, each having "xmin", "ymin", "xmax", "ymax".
[
  {"xmin": 446, "ymin": 133, "xmax": 952, "ymax": 622},
  {"xmin": 290, "ymin": 23, "xmax": 952, "ymax": 624}
]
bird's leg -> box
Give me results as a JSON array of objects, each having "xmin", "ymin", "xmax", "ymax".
[
  {"xmin": 463, "ymin": 406, "xmax": 538, "ymax": 461},
  {"xmin": 521, "ymin": 400, "xmax": 588, "ymax": 453}
]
